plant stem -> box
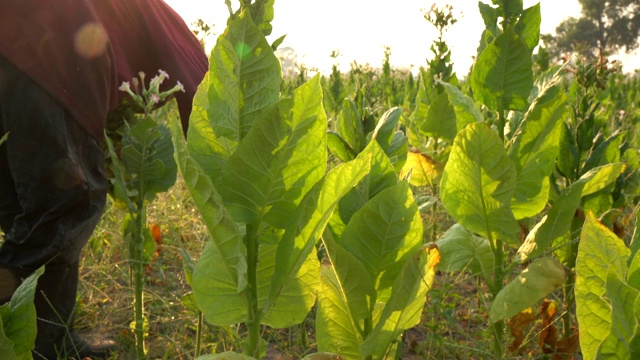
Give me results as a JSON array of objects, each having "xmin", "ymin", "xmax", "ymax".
[
  {"xmin": 562, "ymin": 270, "xmax": 575, "ymax": 339},
  {"xmin": 244, "ymin": 223, "xmax": 261, "ymax": 358},
  {"xmin": 133, "ymin": 206, "xmax": 147, "ymax": 359},
  {"xmin": 497, "ymin": 109, "xmax": 506, "ymax": 143},
  {"xmin": 195, "ymin": 311, "xmax": 204, "ymax": 358},
  {"xmin": 491, "ymin": 238, "xmax": 505, "ymax": 358}
]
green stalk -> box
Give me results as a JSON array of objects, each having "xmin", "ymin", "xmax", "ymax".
[
  {"xmin": 133, "ymin": 203, "xmax": 147, "ymax": 359},
  {"xmin": 244, "ymin": 223, "xmax": 262, "ymax": 358},
  {"xmin": 489, "ymin": 109, "xmax": 508, "ymax": 358},
  {"xmin": 491, "ymin": 238, "xmax": 505, "ymax": 358},
  {"xmin": 195, "ymin": 310, "xmax": 204, "ymax": 358},
  {"xmin": 364, "ymin": 320, "xmax": 373, "ymax": 360},
  {"xmin": 562, "ymin": 270, "xmax": 575, "ymax": 339}
]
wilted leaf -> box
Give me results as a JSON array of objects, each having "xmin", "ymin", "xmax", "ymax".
[
  {"xmin": 507, "ymin": 308, "xmax": 536, "ymax": 354},
  {"xmin": 538, "ymin": 299, "xmax": 559, "ymax": 354}
]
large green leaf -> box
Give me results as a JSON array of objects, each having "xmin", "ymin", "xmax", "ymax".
[
  {"xmin": 440, "ymin": 123, "xmax": 520, "ymax": 243},
  {"xmin": 336, "ymin": 141, "xmax": 398, "ymax": 228},
  {"xmin": 336, "ymin": 98, "xmax": 365, "ymax": 154},
  {"xmin": 489, "ymin": 257, "xmax": 565, "ymax": 322},
  {"xmin": 170, "ymin": 117, "xmax": 248, "ymax": 326},
  {"xmin": 0, "ymin": 266, "xmax": 43, "ymax": 360},
  {"xmin": 322, "ymin": 232, "xmax": 375, "ymax": 322},
  {"xmin": 508, "ymin": 78, "xmax": 565, "ymax": 219},
  {"xmin": 187, "ymin": 73, "xmax": 236, "ymax": 181},
  {"xmin": 265, "ymin": 157, "xmax": 371, "ymax": 322},
  {"xmin": 595, "ymin": 268, "xmax": 640, "ymax": 359},
  {"xmin": 259, "ymin": 243, "xmax": 320, "ymax": 328},
  {"xmin": 370, "ymin": 107, "xmax": 408, "ymax": 171},
  {"xmin": 582, "ymin": 132, "xmax": 623, "ymax": 174},
  {"xmin": 216, "ymin": 76, "xmax": 327, "ymax": 227},
  {"xmin": 514, "ymin": 3, "xmax": 541, "ymax": 51},
  {"xmin": 361, "ymin": 248, "xmax": 439, "ymax": 358},
  {"xmin": 121, "ymin": 118, "xmax": 177, "ymax": 198},
  {"xmin": 478, "ymin": 1, "xmax": 500, "ymax": 40},
  {"xmin": 471, "ymin": 27, "xmax": 533, "ymax": 112},
  {"xmin": 422, "ymin": 92, "xmax": 457, "ymax": 141},
  {"xmin": 516, "ymin": 163, "xmax": 627, "ymax": 263},
  {"xmin": 187, "ymin": 10, "xmax": 281, "ymax": 178},
  {"xmin": 576, "ymin": 213, "xmax": 631, "ymax": 360},
  {"xmin": 338, "ymin": 181, "xmax": 423, "ymax": 301},
  {"xmin": 0, "ymin": 319, "xmax": 17, "ymax": 360},
  {"xmin": 437, "ymin": 80, "xmax": 484, "ymax": 129},
  {"xmin": 556, "ymin": 121, "xmax": 580, "ymax": 180},
  {"xmin": 435, "ymin": 224, "xmax": 494, "ymax": 283},
  {"xmin": 316, "ymin": 268, "xmax": 364, "ymax": 359},
  {"xmin": 327, "ymin": 131, "xmax": 356, "ymax": 162}
]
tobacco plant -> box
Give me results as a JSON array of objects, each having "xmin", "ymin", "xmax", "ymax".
[
  {"xmin": 415, "ymin": 0, "xmax": 566, "ymax": 356},
  {"xmin": 166, "ymin": 1, "xmax": 441, "ymax": 358},
  {"xmin": 423, "ymin": 1, "xmax": 633, "ymax": 357},
  {"xmin": 316, "ymin": 141, "xmax": 440, "ymax": 359},
  {"xmin": 106, "ymin": 71, "xmax": 181, "ymax": 359}
]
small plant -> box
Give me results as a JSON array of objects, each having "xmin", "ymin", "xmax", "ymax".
[{"xmin": 106, "ymin": 70, "xmax": 182, "ymax": 359}]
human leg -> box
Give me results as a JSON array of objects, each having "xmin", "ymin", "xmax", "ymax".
[{"xmin": 0, "ymin": 55, "xmax": 110, "ymax": 358}]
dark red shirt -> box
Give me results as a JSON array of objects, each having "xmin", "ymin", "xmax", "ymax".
[{"xmin": 0, "ymin": 0, "xmax": 208, "ymax": 141}]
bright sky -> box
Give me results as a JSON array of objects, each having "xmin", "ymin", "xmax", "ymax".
[{"xmin": 165, "ymin": 0, "xmax": 640, "ymax": 75}]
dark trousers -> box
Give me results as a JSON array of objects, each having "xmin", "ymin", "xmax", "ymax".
[{"xmin": 0, "ymin": 55, "xmax": 108, "ymax": 358}]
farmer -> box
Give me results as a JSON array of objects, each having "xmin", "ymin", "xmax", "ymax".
[{"xmin": 0, "ymin": 0, "xmax": 208, "ymax": 358}]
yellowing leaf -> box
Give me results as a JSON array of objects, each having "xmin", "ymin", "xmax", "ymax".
[
  {"xmin": 400, "ymin": 151, "xmax": 444, "ymax": 187},
  {"xmin": 575, "ymin": 212, "xmax": 631, "ymax": 360}
]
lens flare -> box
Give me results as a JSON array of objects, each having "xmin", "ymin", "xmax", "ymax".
[{"xmin": 74, "ymin": 22, "xmax": 108, "ymax": 59}]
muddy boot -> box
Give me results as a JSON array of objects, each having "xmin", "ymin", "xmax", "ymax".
[{"xmin": 31, "ymin": 262, "xmax": 115, "ymax": 360}]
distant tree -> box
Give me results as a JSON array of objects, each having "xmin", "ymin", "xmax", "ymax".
[{"xmin": 542, "ymin": 0, "xmax": 640, "ymax": 60}]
